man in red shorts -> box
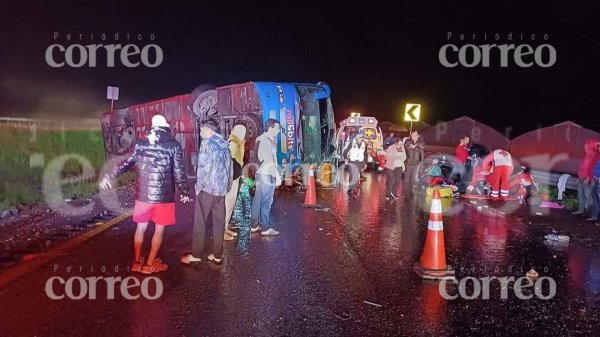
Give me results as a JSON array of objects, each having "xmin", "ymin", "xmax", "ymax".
[{"xmin": 100, "ymin": 114, "xmax": 190, "ymax": 274}]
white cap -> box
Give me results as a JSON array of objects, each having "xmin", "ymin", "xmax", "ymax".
[{"xmin": 151, "ymin": 115, "xmax": 170, "ymax": 128}]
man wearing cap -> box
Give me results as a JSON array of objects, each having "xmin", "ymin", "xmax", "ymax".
[
  {"xmin": 100, "ymin": 114, "xmax": 190, "ymax": 274},
  {"xmin": 181, "ymin": 118, "xmax": 233, "ymax": 265},
  {"xmin": 343, "ymin": 132, "xmax": 369, "ymax": 198}
]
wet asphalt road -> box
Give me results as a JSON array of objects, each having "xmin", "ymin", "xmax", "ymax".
[{"xmin": 1, "ymin": 173, "xmax": 600, "ymax": 337}]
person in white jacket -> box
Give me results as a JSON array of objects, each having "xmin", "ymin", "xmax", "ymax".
[{"xmin": 385, "ymin": 138, "xmax": 407, "ymax": 199}]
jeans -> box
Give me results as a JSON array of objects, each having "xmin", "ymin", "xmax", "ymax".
[
  {"xmin": 591, "ymin": 181, "xmax": 600, "ymax": 220},
  {"xmin": 458, "ymin": 163, "xmax": 469, "ymax": 193},
  {"xmin": 577, "ymin": 178, "xmax": 594, "ymax": 213},
  {"xmin": 347, "ymin": 162, "xmax": 362, "ymax": 193},
  {"xmin": 385, "ymin": 168, "xmax": 403, "ymax": 196},
  {"xmin": 251, "ymin": 173, "xmax": 276, "ymax": 230},
  {"xmin": 404, "ymin": 164, "xmax": 420, "ymax": 195},
  {"xmin": 192, "ymin": 191, "xmax": 225, "ymax": 259}
]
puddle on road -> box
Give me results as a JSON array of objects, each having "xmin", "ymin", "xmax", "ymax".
[{"xmin": 317, "ymin": 174, "xmax": 600, "ymax": 334}]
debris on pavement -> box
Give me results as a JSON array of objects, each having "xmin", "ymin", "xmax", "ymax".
[
  {"xmin": 334, "ymin": 312, "xmax": 352, "ymax": 321},
  {"xmin": 363, "ymin": 301, "xmax": 382, "ymax": 308},
  {"xmin": 545, "ymin": 233, "xmax": 570, "ymax": 242},
  {"xmin": 526, "ymin": 269, "xmax": 539, "ymax": 280}
]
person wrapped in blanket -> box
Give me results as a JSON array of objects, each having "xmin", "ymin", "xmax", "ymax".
[
  {"xmin": 509, "ymin": 166, "xmax": 538, "ymax": 205},
  {"xmin": 424, "ymin": 158, "xmax": 459, "ymax": 192},
  {"xmin": 232, "ymin": 177, "xmax": 256, "ymax": 255},
  {"xmin": 425, "ymin": 159, "xmax": 445, "ymax": 186}
]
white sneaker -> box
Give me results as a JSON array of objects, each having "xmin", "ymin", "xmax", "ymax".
[
  {"xmin": 207, "ymin": 253, "xmax": 222, "ymax": 265},
  {"xmin": 180, "ymin": 254, "xmax": 201, "ymax": 264},
  {"xmin": 261, "ymin": 228, "xmax": 280, "ymax": 236}
]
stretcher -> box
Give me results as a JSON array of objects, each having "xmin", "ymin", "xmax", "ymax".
[{"xmin": 461, "ymin": 194, "xmax": 518, "ymax": 201}]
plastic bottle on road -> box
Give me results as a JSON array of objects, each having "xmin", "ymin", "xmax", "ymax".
[{"xmin": 545, "ymin": 234, "xmax": 570, "ymax": 242}]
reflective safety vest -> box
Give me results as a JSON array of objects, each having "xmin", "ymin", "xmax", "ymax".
[{"xmin": 349, "ymin": 141, "xmax": 366, "ymax": 162}]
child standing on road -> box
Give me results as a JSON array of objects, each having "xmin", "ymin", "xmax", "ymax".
[{"xmin": 232, "ymin": 177, "xmax": 255, "ymax": 255}]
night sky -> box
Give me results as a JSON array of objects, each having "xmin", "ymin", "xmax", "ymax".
[{"xmin": 1, "ymin": 0, "xmax": 599, "ymax": 136}]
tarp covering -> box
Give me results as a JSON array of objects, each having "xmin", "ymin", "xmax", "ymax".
[
  {"xmin": 422, "ymin": 116, "xmax": 509, "ymax": 151},
  {"xmin": 510, "ymin": 121, "xmax": 600, "ymax": 175}
]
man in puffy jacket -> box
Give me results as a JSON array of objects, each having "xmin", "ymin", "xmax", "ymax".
[
  {"xmin": 100, "ymin": 114, "xmax": 190, "ymax": 274},
  {"xmin": 573, "ymin": 139, "xmax": 600, "ymax": 218},
  {"xmin": 181, "ymin": 118, "xmax": 233, "ymax": 265}
]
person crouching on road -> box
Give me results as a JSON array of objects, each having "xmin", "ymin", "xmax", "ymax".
[
  {"xmin": 100, "ymin": 114, "xmax": 191, "ymax": 275},
  {"xmin": 343, "ymin": 132, "xmax": 369, "ymax": 199},
  {"xmin": 509, "ymin": 166, "xmax": 537, "ymax": 205},
  {"xmin": 384, "ymin": 138, "xmax": 406, "ymax": 200},
  {"xmin": 181, "ymin": 118, "xmax": 233, "ymax": 266}
]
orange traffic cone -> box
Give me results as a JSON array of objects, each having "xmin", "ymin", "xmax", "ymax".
[
  {"xmin": 301, "ymin": 165, "xmax": 322, "ymax": 208},
  {"xmin": 414, "ymin": 189, "xmax": 456, "ymax": 280}
]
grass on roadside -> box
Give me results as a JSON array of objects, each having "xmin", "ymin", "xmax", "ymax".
[{"xmin": 0, "ymin": 127, "xmax": 134, "ymax": 209}]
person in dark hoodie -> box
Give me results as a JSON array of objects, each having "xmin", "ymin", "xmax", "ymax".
[
  {"xmin": 181, "ymin": 118, "xmax": 233, "ymax": 266},
  {"xmin": 100, "ymin": 114, "xmax": 190, "ymax": 274},
  {"xmin": 572, "ymin": 139, "xmax": 600, "ymax": 218}
]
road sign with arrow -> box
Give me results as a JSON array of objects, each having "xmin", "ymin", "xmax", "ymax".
[{"xmin": 404, "ymin": 103, "xmax": 421, "ymax": 122}]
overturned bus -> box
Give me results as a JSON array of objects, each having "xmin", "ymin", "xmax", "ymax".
[{"xmin": 100, "ymin": 82, "xmax": 336, "ymax": 177}]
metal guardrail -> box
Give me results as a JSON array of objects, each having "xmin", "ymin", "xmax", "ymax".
[
  {"xmin": 531, "ymin": 170, "xmax": 578, "ymax": 191},
  {"xmin": 0, "ymin": 117, "xmax": 100, "ymax": 130}
]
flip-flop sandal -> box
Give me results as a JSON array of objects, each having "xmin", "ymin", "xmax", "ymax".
[
  {"xmin": 131, "ymin": 256, "xmax": 145, "ymax": 273},
  {"xmin": 141, "ymin": 258, "xmax": 168, "ymax": 274}
]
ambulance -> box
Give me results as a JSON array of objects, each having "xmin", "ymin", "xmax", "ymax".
[{"xmin": 334, "ymin": 113, "xmax": 383, "ymax": 167}]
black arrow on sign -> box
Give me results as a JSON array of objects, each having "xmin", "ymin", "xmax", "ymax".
[{"xmin": 406, "ymin": 105, "xmax": 419, "ymax": 120}]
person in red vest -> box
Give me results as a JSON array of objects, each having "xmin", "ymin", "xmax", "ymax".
[{"xmin": 482, "ymin": 149, "xmax": 514, "ymax": 199}]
